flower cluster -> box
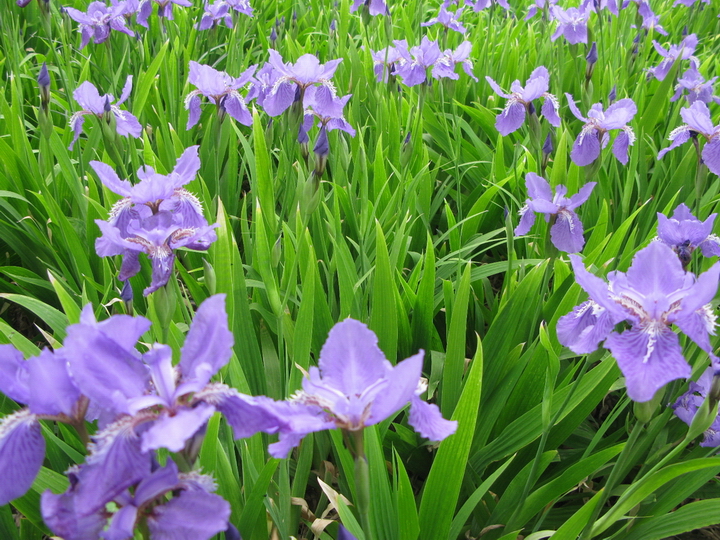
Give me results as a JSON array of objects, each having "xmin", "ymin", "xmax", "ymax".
[
  {"xmin": 92, "ymin": 146, "xmax": 217, "ymax": 295},
  {"xmin": 371, "ymin": 38, "xmax": 476, "ymax": 86},
  {"xmin": 647, "ymin": 34, "xmax": 698, "ymax": 81},
  {"xmin": 64, "ymin": 1, "xmax": 135, "ymax": 48}
]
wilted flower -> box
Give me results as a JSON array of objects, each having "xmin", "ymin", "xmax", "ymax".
[
  {"xmin": 671, "ymin": 63, "xmax": 720, "ymax": 105},
  {"xmin": 64, "ymin": 1, "xmax": 135, "ymax": 49},
  {"xmin": 557, "ymin": 241, "xmax": 720, "ymax": 402},
  {"xmin": 257, "ymin": 319, "xmax": 457, "ymax": 458},
  {"xmin": 657, "ymin": 101, "xmax": 720, "ymax": 175},
  {"xmin": 69, "ymin": 76, "xmax": 142, "ymax": 150},
  {"xmin": 514, "ymin": 173, "xmax": 596, "ymax": 253},
  {"xmin": 185, "ymin": 61, "xmax": 256, "ymax": 128},
  {"xmin": 647, "ymin": 34, "xmax": 698, "ymax": 81},
  {"xmin": 657, "ymin": 203, "xmax": 720, "ymax": 267},
  {"xmin": 550, "ymin": 5, "xmax": 591, "ymax": 44},
  {"xmin": 486, "ymin": 66, "xmax": 561, "ymax": 136},
  {"xmin": 566, "ymin": 93, "xmax": 637, "ymax": 165},
  {"xmin": 422, "ymin": 5, "xmax": 466, "ymax": 33}
]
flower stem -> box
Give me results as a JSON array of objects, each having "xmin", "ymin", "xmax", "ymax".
[{"xmin": 352, "ymin": 429, "xmax": 373, "ymax": 540}]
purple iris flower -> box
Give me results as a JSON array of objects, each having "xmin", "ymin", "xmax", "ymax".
[
  {"xmin": 225, "ymin": 0, "xmax": 254, "ymax": 16},
  {"xmin": 550, "ymin": 5, "xmax": 591, "ymax": 44},
  {"xmin": 302, "ymin": 86, "xmax": 356, "ymax": 136},
  {"xmin": 432, "ymin": 41, "xmax": 478, "ymax": 81},
  {"xmin": 672, "ymin": 367, "xmax": 720, "ymax": 447},
  {"xmin": 69, "ymin": 76, "xmax": 142, "ymax": 150},
  {"xmin": 258, "ymin": 319, "xmax": 457, "ymax": 458},
  {"xmin": 137, "ymin": 0, "xmax": 192, "ymax": 27},
  {"xmin": 45, "ymin": 461, "xmax": 232, "ymax": 540},
  {"xmin": 647, "ymin": 34, "xmax": 698, "ymax": 81},
  {"xmin": 634, "ymin": 0, "xmax": 668, "ymax": 35},
  {"xmin": 92, "ymin": 146, "xmax": 217, "ymax": 295},
  {"xmin": 17, "ymin": 0, "xmax": 34, "ymax": 6},
  {"xmin": 525, "ymin": 0, "xmax": 558, "ymax": 19},
  {"xmin": 671, "ymin": 63, "xmax": 720, "ymax": 105},
  {"xmin": 673, "ymin": 0, "xmax": 709, "ymax": 6},
  {"xmin": 198, "ymin": 1, "xmax": 233, "ymax": 29},
  {"xmin": 465, "ymin": 0, "xmax": 510, "ymax": 11},
  {"xmin": 261, "ymin": 50, "xmax": 342, "ymax": 117},
  {"xmin": 351, "ymin": 0, "xmax": 389, "ymax": 15},
  {"xmin": 422, "ymin": 5, "xmax": 466, "ymax": 33},
  {"xmin": 557, "ymin": 241, "xmax": 720, "ymax": 402},
  {"xmin": 371, "ymin": 46, "xmax": 402, "ymax": 82},
  {"xmin": 64, "ymin": 1, "xmax": 135, "ymax": 49},
  {"xmin": 185, "ymin": 61, "xmax": 255, "ymax": 129},
  {"xmin": 486, "ymin": 66, "xmax": 561, "ymax": 136},
  {"xmin": 514, "ymin": 173, "xmax": 596, "ymax": 253},
  {"xmin": 657, "ymin": 203, "xmax": 720, "ymax": 267},
  {"xmin": 566, "ymin": 93, "xmax": 637, "ymax": 166},
  {"xmin": 657, "ymin": 101, "xmax": 720, "ymax": 176},
  {"xmin": 393, "ymin": 38, "xmax": 442, "ymax": 87},
  {"xmin": 581, "ymin": 0, "xmax": 619, "ymax": 15}
]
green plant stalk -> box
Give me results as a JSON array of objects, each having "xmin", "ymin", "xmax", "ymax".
[{"xmin": 352, "ymin": 429, "xmax": 373, "ymax": 540}]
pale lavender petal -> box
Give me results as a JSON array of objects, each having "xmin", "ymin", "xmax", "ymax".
[
  {"xmin": 223, "ymin": 94, "xmax": 253, "ymax": 126},
  {"xmin": 409, "ymin": 395, "xmax": 457, "ymax": 440},
  {"xmin": 571, "ymin": 131, "xmax": 601, "ymax": 166},
  {"xmin": 116, "ymin": 76, "xmax": 133, "ymax": 106},
  {"xmin": 140, "ymin": 404, "xmax": 215, "ymax": 452},
  {"xmin": 179, "ymin": 295, "xmax": 233, "ymax": 387},
  {"xmin": 0, "ymin": 410, "xmax": 44, "ymax": 505},
  {"xmin": 605, "ymin": 326, "xmax": 690, "ymax": 402},
  {"xmin": 550, "ymin": 209, "xmax": 585, "ymax": 253},
  {"xmin": 680, "ymin": 101, "xmax": 715, "ymax": 135},
  {"xmin": 27, "ymin": 349, "xmax": 80, "ymax": 416},
  {"xmin": 485, "ymin": 76, "xmax": 511, "ymax": 99},
  {"xmin": 496, "ymin": 101, "xmax": 526, "ymax": 135},
  {"xmin": 42, "ymin": 490, "xmax": 106, "ymax": 540},
  {"xmin": 557, "ymin": 301, "xmax": 615, "ymax": 354},
  {"xmin": 0, "ymin": 344, "xmax": 31, "ymax": 404},
  {"xmin": 612, "ymin": 131, "xmax": 631, "ymax": 164},
  {"xmin": 90, "ymin": 161, "xmax": 133, "ymax": 197},
  {"xmin": 147, "ymin": 490, "xmax": 230, "ymax": 540},
  {"xmin": 567, "ymin": 182, "xmax": 596, "ymax": 209},
  {"xmin": 522, "ymin": 66, "xmax": 550, "ymax": 101},
  {"xmin": 657, "ymin": 128, "xmax": 691, "ymax": 160},
  {"xmin": 113, "ymin": 110, "xmax": 142, "ymax": 138},
  {"xmin": 601, "ymin": 98, "xmax": 637, "ymax": 129},
  {"xmin": 73, "ymin": 81, "xmax": 104, "ymax": 114},
  {"xmin": 514, "ymin": 205, "xmax": 536, "ymax": 236},
  {"xmin": 263, "ymin": 81, "xmax": 297, "ymax": 117},
  {"xmin": 541, "ymin": 95, "xmax": 561, "ymax": 127},
  {"xmin": 367, "ymin": 352, "xmax": 423, "ymax": 425},
  {"xmin": 103, "ymin": 505, "xmax": 138, "ymax": 540},
  {"xmin": 526, "ymin": 171, "xmax": 553, "ymax": 201},
  {"xmin": 69, "ymin": 112, "xmax": 87, "ymax": 151},
  {"xmin": 702, "ymin": 138, "xmax": 720, "ymax": 176},
  {"xmin": 565, "ymin": 93, "xmax": 587, "ymax": 122}
]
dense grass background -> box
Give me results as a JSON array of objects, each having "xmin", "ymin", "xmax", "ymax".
[{"xmin": 2, "ymin": 0, "xmax": 720, "ymax": 539}]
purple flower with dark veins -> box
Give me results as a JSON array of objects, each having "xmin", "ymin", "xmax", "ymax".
[
  {"xmin": 137, "ymin": 0, "xmax": 192, "ymax": 27},
  {"xmin": 671, "ymin": 63, "xmax": 720, "ymax": 105},
  {"xmin": 647, "ymin": 34, "xmax": 698, "ymax": 81},
  {"xmin": 514, "ymin": 172, "xmax": 596, "ymax": 253},
  {"xmin": 422, "ymin": 5, "xmax": 466, "ymax": 33},
  {"xmin": 64, "ymin": 1, "xmax": 135, "ymax": 49},
  {"xmin": 672, "ymin": 367, "xmax": 720, "ymax": 447},
  {"xmin": 92, "ymin": 146, "xmax": 218, "ymax": 295},
  {"xmin": 557, "ymin": 241, "xmax": 720, "ymax": 402},
  {"xmin": 657, "ymin": 101, "xmax": 720, "ymax": 176},
  {"xmin": 393, "ymin": 38, "xmax": 442, "ymax": 87},
  {"xmin": 198, "ymin": 0, "xmax": 233, "ymax": 29},
  {"xmin": 486, "ymin": 66, "xmax": 561, "ymax": 135},
  {"xmin": 657, "ymin": 203, "xmax": 720, "ymax": 267},
  {"xmin": 432, "ymin": 41, "xmax": 478, "ymax": 81},
  {"xmin": 566, "ymin": 93, "xmax": 637, "ymax": 165},
  {"xmin": 69, "ymin": 76, "xmax": 142, "ymax": 150},
  {"xmin": 261, "ymin": 50, "xmax": 342, "ymax": 117},
  {"xmin": 185, "ymin": 61, "xmax": 256, "ymax": 129},
  {"xmin": 550, "ymin": 5, "xmax": 591, "ymax": 44},
  {"xmin": 257, "ymin": 319, "xmax": 458, "ymax": 458}
]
